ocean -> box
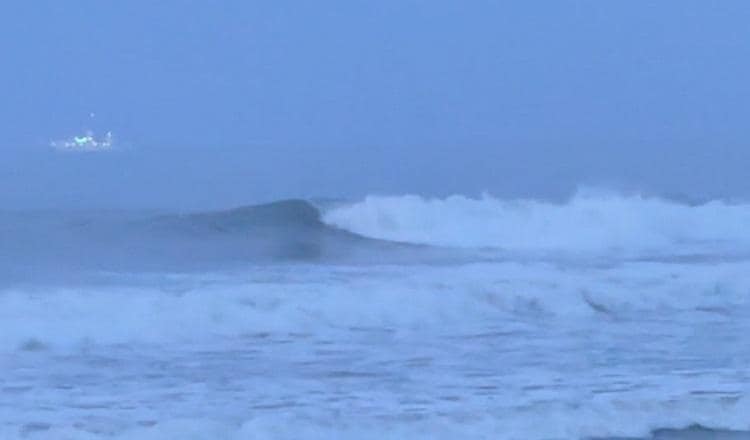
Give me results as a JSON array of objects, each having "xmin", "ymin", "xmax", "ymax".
[{"xmin": 1, "ymin": 193, "xmax": 748, "ymax": 439}]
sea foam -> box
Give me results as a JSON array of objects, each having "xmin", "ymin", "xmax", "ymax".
[{"xmin": 323, "ymin": 192, "xmax": 750, "ymax": 257}]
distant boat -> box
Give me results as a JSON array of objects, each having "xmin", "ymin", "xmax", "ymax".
[{"xmin": 51, "ymin": 130, "xmax": 114, "ymax": 152}]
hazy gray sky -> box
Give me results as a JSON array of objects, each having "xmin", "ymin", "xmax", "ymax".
[{"xmin": 2, "ymin": 1, "xmax": 749, "ymax": 209}]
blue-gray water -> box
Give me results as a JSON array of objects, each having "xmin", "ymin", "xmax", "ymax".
[{"xmin": 1, "ymin": 194, "xmax": 749, "ymax": 439}]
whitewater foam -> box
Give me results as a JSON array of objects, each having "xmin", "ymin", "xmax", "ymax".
[
  {"xmin": 323, "ymin": 192, "xmax": 750, "ymax": 257},
  {"xmin": 2, "ymin": 259, "xmax": 749, "ymax": 356}
]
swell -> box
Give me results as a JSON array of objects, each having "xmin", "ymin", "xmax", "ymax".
[{"xmin": 0, "ymin": 200, "xmax": 426, "ymax": 280}]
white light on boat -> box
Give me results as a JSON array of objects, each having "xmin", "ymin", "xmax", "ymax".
[{"xmin": 51, "ymin": 130, "xmax": 115, "ymax": 152}]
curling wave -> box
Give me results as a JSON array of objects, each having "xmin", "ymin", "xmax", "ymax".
[{"xmin": 0, "ymin": 200, "xmax": 423, "ymax": 280}]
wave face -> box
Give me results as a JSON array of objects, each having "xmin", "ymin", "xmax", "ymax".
[
  {"xmin": 323, "ymin": 192, "xmax": 750, "ymax": 258},
  {"xmin": 0, "ymin": 200, "xmax": 427, "ymax": 281},
  {"xmin": 137, "ymin": 199, "xmax": 362, "ymax": 262}
]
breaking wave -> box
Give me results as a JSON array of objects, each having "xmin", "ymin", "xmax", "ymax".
[
  {"xmin": 3, "ymin": 260, "xmax": 749, "ymax": 350},
  {"xmin": 5, "ymin": 191, "xmax": 750, "ymax": 283},
  {"xmin": 323, "ymin": 191, "xmax": 750, "ymax": 258}
]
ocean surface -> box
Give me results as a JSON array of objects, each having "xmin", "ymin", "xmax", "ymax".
[{"xmin": 1, "ymin": 193, "xmax": 749, "ymax": 439}]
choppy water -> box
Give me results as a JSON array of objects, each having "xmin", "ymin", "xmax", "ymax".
[{"xmin": 1, "ymin": 193, "xmax": 749, "ymax": 439}]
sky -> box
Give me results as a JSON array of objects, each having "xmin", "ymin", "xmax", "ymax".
[{"xmin": 1, "ymin": 1, "xmax": 749, "ymax": 209}]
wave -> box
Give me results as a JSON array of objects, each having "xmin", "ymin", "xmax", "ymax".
[
  {"xmin": 323, "ymin": 191, "xmax": 750, "ymax": 258},
  {"xmin": 138, "ymin": 199, "xmax": 364, "ymax": 261},
  {"xmin": 2, "ymin": 260, "xmax": 749, "ymax": 438},
  {"xmin": 0, "ymin": 200, "xmax": 432, "ymax": 280},
  {"xmin": 4, "ymin": 191, "xmax": 750, "ymax": 281},
  {"xmin": 3, "ymin": 260, "xmax": 748, "ymax": 349}
]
